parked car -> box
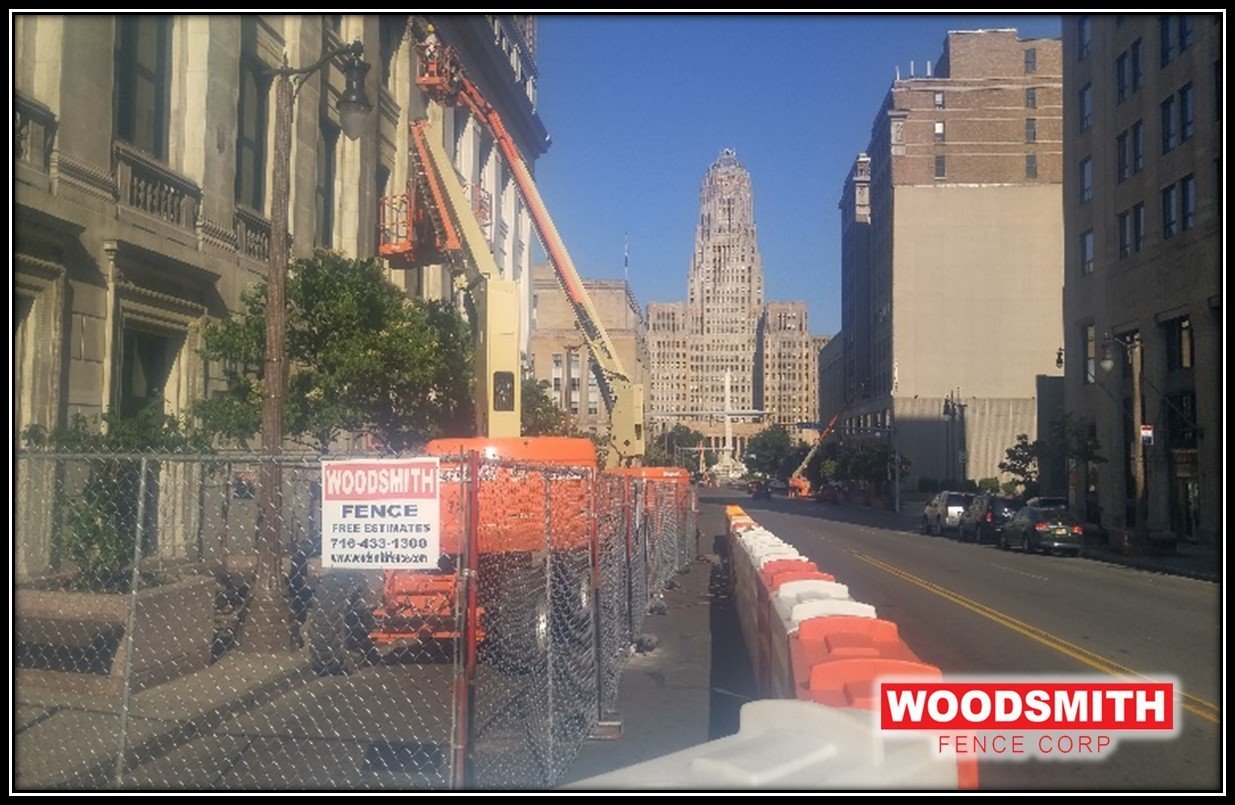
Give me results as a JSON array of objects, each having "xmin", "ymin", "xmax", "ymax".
[
  {"xmin": 1025, "ymin": 496, "xmax": 1068, "ymax": 510},
  {"xmin": 920, "ymin": 491, "xmax": 975, "ymax": 536},
  {"xmin": 769, "ymin": 479, "xmax": 789, "ymax": 495},
  {"xmin": 750, "ymin": 480, "xmax": 771, "ymax": 500},
  {"xmin": 1000, "ymin": 506, "xmax": 1085, "ymax": 555},
  {"xmin": 958, "ymin": 494, "xmax": 1020, "ymax": 544}
]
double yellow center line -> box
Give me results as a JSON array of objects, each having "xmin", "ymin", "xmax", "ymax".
[{"xmin": 855, "ymin": 552, "xmax": 1221, "ymax": 725}]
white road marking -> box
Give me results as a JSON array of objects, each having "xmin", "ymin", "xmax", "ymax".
[{"xmin": 991, "ymin": 563, "xmax": 1050, "ymax": 581}]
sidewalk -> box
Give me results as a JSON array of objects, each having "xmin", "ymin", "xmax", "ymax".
[
  {"xmin": 562, "ymin": 496, "xmax": 754, "ymax": 787},
  {"xmin": 14, "ymin": 652, "xmax": 310, "ymax": 789}
]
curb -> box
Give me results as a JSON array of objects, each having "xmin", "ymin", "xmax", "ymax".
[{"xmin": 1078, "ymin": 547, "xmax": 1220, "ymax": 583}]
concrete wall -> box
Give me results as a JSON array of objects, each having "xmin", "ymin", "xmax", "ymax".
[
  {"xmin": 893, "ymin": 396, "xmax": 1039, "ymax": 486},
  {"xmin": 891, "ymin": 184, "xmax": 1063, "ymax": 401}
]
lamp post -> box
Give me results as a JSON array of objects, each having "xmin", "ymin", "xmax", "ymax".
[
  {"xmin": 242, "ymin": 40, "xmax": 372, "ymax": 653},
  {"xmin": 1100, "ymin": 331, "xmax": 1146, "ymax": 553},
  {"xmin": 942, "ymin": 390, "xmax": 967, "ymax": 487}
]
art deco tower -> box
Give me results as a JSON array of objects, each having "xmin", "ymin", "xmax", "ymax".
[{"xmin": 686, "ymin": 149, "xmax": 764, "ymax": 414}]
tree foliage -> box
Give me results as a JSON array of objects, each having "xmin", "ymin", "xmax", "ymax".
[
  {"xmin": 195, "ymin": 252, "xmax": 474, "ymax": 452},
  {"xmin": 746, "ymin": 424, "xmax": 794, "ymax": 477},
  {"xmin": 998, "ymin": 433, "xmax": 1041, "ymax": 497},
  {"xmin": 22, "ymin": 406, "xmax": 209, "ymax": 590},
  {"xmin": 646, "ymin": 424, "xmax": 707, "ymax": 468},
  {"xmin": 521, "ymin": 375, "xmax": 569, "ymax": 437}
]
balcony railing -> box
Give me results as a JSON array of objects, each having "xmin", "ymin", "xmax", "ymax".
[
  {"xmin": 113, "ymin": 141, "xmax": 201, "ymax": 232},
  {"xmin": 234, "ymin": 206, "xmax": 272, "ymax": 262},
  {"xmin": 15, "ymin": 91, "xmax": 57, "ymax": 174}
]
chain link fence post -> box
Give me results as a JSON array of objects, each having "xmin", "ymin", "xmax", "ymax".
[{"xmin": 112, "ymin": 455, "xmax": 149, "ymax": 788}]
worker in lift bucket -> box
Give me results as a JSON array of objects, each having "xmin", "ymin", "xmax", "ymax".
[{"xmin": 424, "ymin": 24, "xmax": 439, "ymax": 62}]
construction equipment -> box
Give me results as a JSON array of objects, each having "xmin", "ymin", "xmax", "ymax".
[
  {"xmin": 379, "ymin": 112, "xmax": 522, "ymax": 439},
  {"xmin": 787, "ymin": 412, "xmax": 840, "ymax": 499},
  {"xmin": 413, "ymin": 40, "xmax": 645, "ymax": 469},
  {"xmin": 312, "ymin": 25, "xmax": 645, "ymax": 675}
]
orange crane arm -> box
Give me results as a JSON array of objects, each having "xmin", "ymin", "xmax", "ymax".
[{"xmin": 416, "ymin": 43, "xmax": 645, "ymax": 465}]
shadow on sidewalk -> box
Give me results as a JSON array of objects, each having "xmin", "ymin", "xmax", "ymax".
[{"xmin": 706, "ymin": 533, "xmax": 755, "ymax": 740}]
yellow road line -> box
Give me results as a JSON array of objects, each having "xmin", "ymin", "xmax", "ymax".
[{"xmin": 854, "ymin": 552, "xmax": 1221, "ymax": 725}]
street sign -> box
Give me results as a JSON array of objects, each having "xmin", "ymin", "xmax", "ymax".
[
  {"xmin": 320, "ymin": 458, "xmax": 441, "ymax": 570},
  {"xmin": 1140, "ymin": 424, "xmax": 1154, "ymax": 445}
]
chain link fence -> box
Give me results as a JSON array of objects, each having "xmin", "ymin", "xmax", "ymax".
[{"xmin": 14, "ymin": 449, "xmax": 698, "ymax": 791}]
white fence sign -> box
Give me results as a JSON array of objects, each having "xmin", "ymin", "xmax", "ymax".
[{"xmin": 320, "ymin": 458, "xmax": 441, "ymax": 570}]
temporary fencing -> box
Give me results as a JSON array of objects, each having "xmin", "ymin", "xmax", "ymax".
[{"xmin": 13, "ymin": 446, "xmax": 698, "ymax": 791}]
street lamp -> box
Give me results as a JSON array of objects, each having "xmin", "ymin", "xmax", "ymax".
[
  {"xmin": 243, "ymin": 40, "xmax": 372, "ymax": 653},
  {"xmin": 1099, "ymin": 331, "xmax": 1146, "ymax": 552},
  {"xmin": 941, "ymin": 390, "xmax": 967, "ymax": 487}
]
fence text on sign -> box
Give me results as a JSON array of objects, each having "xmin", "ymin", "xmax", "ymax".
[{"xmin": 321, "ymin": 458, "xmax": 442, "ymax": 570}]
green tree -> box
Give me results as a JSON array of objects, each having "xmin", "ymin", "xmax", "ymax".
[
  {"xmin": 521, "ymin": 375, "xmax": 569, "ymax": 437},
  {"xmin": 195, "ymin": 252, "xmax": 474, "ymax": 451},
  {"xmin": 998, "ymin": 433, "xmax": 1041, "ymax": 497},
  {"xmin": 746, "ymin": 424, "xmax": 794, "ymax": 477}
]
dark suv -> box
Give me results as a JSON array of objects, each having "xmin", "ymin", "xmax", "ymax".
[
  {"xmin": 921, "ymin": 491, "xmax": 975, "ymax": 536},
  {"xmin": 958, "ymin": 494, "xmax": 1020, "ymax": 544}
]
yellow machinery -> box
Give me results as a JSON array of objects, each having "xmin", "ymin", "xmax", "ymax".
[{"xmin": 381, "ymin": 35, "xmax": 644, "ymax": 467}]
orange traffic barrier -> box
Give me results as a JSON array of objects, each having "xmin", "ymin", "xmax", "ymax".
[
  {"xmin": 759, "ymin": 557, "xmax": 817, "ymax": 579},
  {"xmin": 767, "ymin": 569, "xmax": 837, "ymax": 592},
  {"xmin": 789, "ymin": 616, "xmax": 920, "ymax": 697},
  {"xmin": 805, "ymin": 657, "xmax": 943, "ymax": 709}
]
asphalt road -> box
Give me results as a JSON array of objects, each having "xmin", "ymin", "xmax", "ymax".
[{"xmin": 725, "ymin": 491, "xmax": 1222, "ymax": 792}]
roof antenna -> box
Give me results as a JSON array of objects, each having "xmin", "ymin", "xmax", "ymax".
[
  {"xmin": 910, "ymin": 60, "xmax": 915, "ymax": 78},
  {"xmin": 895, "ymin": 65, "xmax": 901, "ymax": 80},
  {"xmin": 927, "ymin": 60, "xmax": 933, "ymax": 77}
]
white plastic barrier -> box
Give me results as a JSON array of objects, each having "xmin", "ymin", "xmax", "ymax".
[{"xmin": 565, "ymin": 699, "xmax": 964, "ymax": 790}]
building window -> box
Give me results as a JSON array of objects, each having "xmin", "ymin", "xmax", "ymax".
[
  {"xmin": 1118, "ymin": 210, "xmax": 1131, "ymax": 258},
  {"xmin": 1133, "ymin": 202, "xmax": 1146, "ymax": 252},
  {"xmin": 113, "ymin": 15, "xmax": 172, "ymax": 159},
  {"xmin": 1164, "ymin": 316, "xmax": 1194, "ymax": 371},
  {"xmin": 1078, "ymin": 15, "xmax": 1092, "ymax": 61},
  {"xmin": 1161, "ymin": 96, "xmax": 1176, "ymax": 153},
  {"xmin": 1084, "ymin": 324, "xmax": 1096, "ymax": 384},
  {"xmin": 1181, "ymin": 173, "xmax": 1195, "ymax": 230},
  {"xmin": 1080, "ymin": 229, "xmax": 1094, "ymax": 273},
  {"xmin": 1079, "ymin": 84, "xmax": 1093, "ymax": 131},
  {"xmin": 1117, "ymin": 131, "xmax": 1130, "ymax": 181},
  {"xmin": 935, "ymin": 155, "xmax": 946, "ymax": 179},
  {"xmin": 235, "ymin": 19, "xmax": 268, "ymax": 211},
  {"xmin": 1026, "ymin": 153, "xmax": 1038, "ymax": 179},
  {"xmin": 1180, "ymin": 15, "xmax": 1193, "ymax": 51},
  {"xmin": 1025, "ymin": 118, "xmax": 1036, "ymax": 143},
  {"xmin": 1179, "ymin": 82, "xmax": 1194, "ymax": 142},
  {"xmin": 1161, "ymin": 183, "xmax": 1178, "ymax": 239},
  {"xmin": 1132, "ymin": 120, "xmax": 1144, "ymax": 171},
  {"xmin": 1080, "ymin": 157, "xmax": 1092, "ymax": 203},
  {"xmin": 315, "ymin": 119, "xmax": 339, "ymax": 249},
  {"xmin": 1025, "ymin": 47, "xmax": 1037, "ymax": 73},
  {"xmin": 1025, "ymin": 87, "xmax": 1037, "ymax": 109},
  {"xmin": 1131, "ymin": 39, "xmax": 1143, "ymax": 89},
  {"xmin": 934, "ymin": 91, "xmax": 944, "ymax": 109},
  {"xmin": 1160, "ymin": 15, "xmax": 1174, "ymax": 67},
  {"xmin": 934, "ymin": 120, "xmax": 945, "ymax": 143},
  {"xmin": 120, "ymin": 327, "xmax": 175, "ymax": 418},
  {"xmin": 1116, "ymin": 52, "xmax": 1129, "ymax": 103}
]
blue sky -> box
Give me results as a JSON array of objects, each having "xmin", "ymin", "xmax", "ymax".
[{"xmin": 531, "ymin": 13, "xmax": 1063, "ymax": 336}]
